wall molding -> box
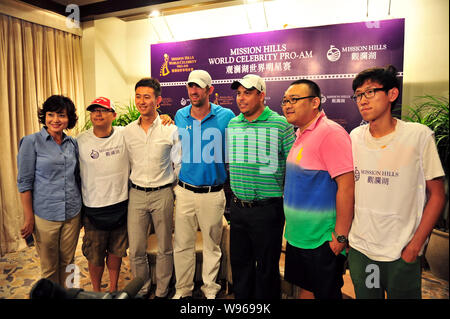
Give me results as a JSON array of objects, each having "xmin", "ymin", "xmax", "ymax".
[{"xmin": 0, "ymin": 0, "xmax": 82, "ymax": 36}]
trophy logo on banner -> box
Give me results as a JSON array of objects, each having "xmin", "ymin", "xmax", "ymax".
[
  {"xmin": 160, "ymin": 53, "xmax": 170, "ymax": 76},
  {"xmin": 214, "ymin": 93, "xmax": 219, "ymax": 105},
  {"xmin": 327, "ymin": 45, "xmax": 341, "ymax": 62}
]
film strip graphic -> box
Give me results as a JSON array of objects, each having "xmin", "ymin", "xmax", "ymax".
[{"xmin": 160, "ymin": 72, "xmax": 404, "ymax": 86}]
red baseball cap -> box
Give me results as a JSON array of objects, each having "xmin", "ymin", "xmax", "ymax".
[{"xmin": 87, "ymin": 97, "xmax": 116, "ymax": 112}]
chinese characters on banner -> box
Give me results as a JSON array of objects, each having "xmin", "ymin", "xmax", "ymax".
[{"xmin": 151, "ymin": 19, "xmax": 404, "ymax": 133}]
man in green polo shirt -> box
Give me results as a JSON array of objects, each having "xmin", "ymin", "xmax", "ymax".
[{"xmin": 227, "ymin": 74, "xmax": 295, "ymax": 298}]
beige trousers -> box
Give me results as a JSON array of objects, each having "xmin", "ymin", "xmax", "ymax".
[
  {"xmin": 33, "ymin": 213, "xmax": 81, "ymax": 288},
  {"xmin": 127, "ymin": 187, "xmax": 174, "ymax": 297},
  {"xmin": 173, "ymin": 185, "xmax": 226, "ymax": 297}
]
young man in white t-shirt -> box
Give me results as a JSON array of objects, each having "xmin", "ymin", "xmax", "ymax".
[
  {"xmin": 77, "ymin": 97, "xmax": 130, "ymax": 292},
  {"xmin": 347, "ymin": 65, "xmax": 446, "ymax": 299}
]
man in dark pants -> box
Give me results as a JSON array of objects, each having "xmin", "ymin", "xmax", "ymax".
[
  {"xmin": 282, "ymin": 79, "xmax": 354, "ymax": 299},
  {"xmin": 227, "ymin": 74, "xmax": 295, "ymax": 298}
]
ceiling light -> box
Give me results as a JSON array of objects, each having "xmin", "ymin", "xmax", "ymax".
[{"xmin": 149, "ymin": 10, "xmax": 160, "ymax": 18}]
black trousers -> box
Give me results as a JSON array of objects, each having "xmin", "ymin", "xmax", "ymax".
[{"xmin": 230, "ymin": 197, "xmax": 285, "ymax": 299}]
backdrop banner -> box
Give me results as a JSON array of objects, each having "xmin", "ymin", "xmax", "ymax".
[{"xmin": 151, "ymin": 19, "xmax": 404, "ymax": 132}]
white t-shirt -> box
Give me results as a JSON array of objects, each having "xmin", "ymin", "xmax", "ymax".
[
  {"xmin": 363, "ymin": 122, "xmax": 444, "ymax": 180},
  {"xmin": 77, "ymin": 126, "xmax": 129, "ymax": 208},
  {"xmin": 349, "ymin": 119, "xmax": 445, "ymax": 261}
]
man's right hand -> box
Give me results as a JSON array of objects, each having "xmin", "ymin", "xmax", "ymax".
[{"xmin": 160, "ymin": 114, "xmax": 174, "ymax": 126}]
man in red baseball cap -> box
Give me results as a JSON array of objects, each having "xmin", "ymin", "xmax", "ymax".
[
  {"xmin": 78, "ymin": 96, "xmax": 129, "ymax": 293},
  {"xmin": 86, "ymin": 97, "xmax": 116, "ymax": 113}
]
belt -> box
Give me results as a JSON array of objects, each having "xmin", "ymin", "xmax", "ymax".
[
  {"xmin": 233, "ymin": 196, "xmax": 283, "ymax": 208},
  {"xmin": 131, "ymin": 182, "xmax": 172, "ymax": 192},
  {"xmin": 178, "ymin": 180, "xmax": 223, "ymax": 193}
]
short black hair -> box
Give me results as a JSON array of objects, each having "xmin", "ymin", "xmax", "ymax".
[
  {"xmin": 289, "ymin": 79, "xmax": 322, "ymax": 110},
  {"xmin": 135, "ymin": 77, "xmax": 161, "ymax": 97},
  {"xmin": 352, "ymin": 65, "xmax": 400, "ymax": 108},
  {"xmin": 38, "ymin": 95, "xmax": 78, "ymax": 129}
]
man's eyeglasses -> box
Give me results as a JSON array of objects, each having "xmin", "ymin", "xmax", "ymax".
[
  {"xmin": 281, "ymin": 96, "xmax": 316, "ymax": 106},
  {"xmin": 351, "ymin": 88, "xmax": 386, "ymax": 103},
  {"xmin": 90, "ymin": 108, "xmax": 113, "ymax": 114}
]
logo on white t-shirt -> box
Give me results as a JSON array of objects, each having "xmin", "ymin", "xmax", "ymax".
[
  {"xmin": 90, "ymin": 150, "xmax": 99, "ymax": 159},
  {"xmin": 354, "ymin": 167, "xmax": 360, "ymax": 182}
]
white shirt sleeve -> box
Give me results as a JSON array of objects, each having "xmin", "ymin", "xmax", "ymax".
[
  {"xmin": 170, "ymin": 128, "xmax": 182, "ymax": 177},
  {"xmin": 423, "ymin": 134, "xmax": 445, "ymax": 181}
]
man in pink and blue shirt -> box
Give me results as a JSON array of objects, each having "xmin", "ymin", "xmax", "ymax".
[{"xmin": 282, "ymin": 79, "xmax": 354, "ymax": 299}]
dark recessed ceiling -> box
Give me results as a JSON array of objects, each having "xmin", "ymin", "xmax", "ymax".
[{"xmin": 18, "ymin": 0, "xmax": 182, "ymax": 21}]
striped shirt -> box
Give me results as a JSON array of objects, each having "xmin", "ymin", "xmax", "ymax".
[
  {"xmin": 283, "ymin": 112, "xmax": 353, "ymax": 249},
  {"xmin": 227, "ymin": 106, "xmax": 295, "ymax": 200}
]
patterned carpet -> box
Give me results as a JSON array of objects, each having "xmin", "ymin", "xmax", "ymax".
[
  {"xmin": 1, "ymin": 230, "xmax": 448, "ymax": 299},
  {"xmin": 0, "ymin": 229, "xmax": 134, "ymax": 299}
]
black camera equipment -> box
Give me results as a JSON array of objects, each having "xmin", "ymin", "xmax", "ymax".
[{"xmin": 29, "ymin": 277, "xmax": 144, "ymax": 299}]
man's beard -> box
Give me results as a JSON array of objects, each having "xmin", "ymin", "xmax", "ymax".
[{"xmin": 191, "ymin": 96, "xmax": 207, "ymax": 108}]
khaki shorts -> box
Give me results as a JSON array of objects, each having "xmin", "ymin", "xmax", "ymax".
[{"xmin": 82, "ymin": 215, "xmax": 128, "ymax": 266}]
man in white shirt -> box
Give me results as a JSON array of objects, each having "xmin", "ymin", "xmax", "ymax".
[
  {"xmin": 123, "ymin": 78, "xmax": 180, "ymax": 299},
  {"xmin": 77, "ymin": 97, "xmax": 129, "ymax": 293},
  {"xmin": 347, "ymin": 65, "xmax": 445, "ymax": 299}
]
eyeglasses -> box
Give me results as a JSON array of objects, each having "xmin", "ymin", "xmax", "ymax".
[
  {"xmin": 351, "ymin": 88, "xmax": 386, "ymax": 103},
  {"xmin": 90, "ymin": 108, "xmax": 113, "ymax": 114},
  {"xmin": 281, "ymin": 96, "xmax": 316, "ymax": 106}
]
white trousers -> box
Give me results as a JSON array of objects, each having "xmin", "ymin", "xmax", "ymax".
[{"xmin": 173, "ymin": 185, "xmax": 226, "ymax": 297}]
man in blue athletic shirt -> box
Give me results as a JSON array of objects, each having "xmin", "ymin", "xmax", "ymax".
[{"xmin": 172, "ymin": 70, "xmax": 235, "ymax": 299}]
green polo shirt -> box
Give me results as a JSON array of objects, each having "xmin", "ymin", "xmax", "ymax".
[{"xmin": 227, "ymin": 106, "xmax": 295, "ymax": 200}]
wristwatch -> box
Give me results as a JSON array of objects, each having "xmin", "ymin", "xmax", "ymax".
[{"xmin": 333, "ymin": 231, "xmax": 348, "ymax": 243}]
